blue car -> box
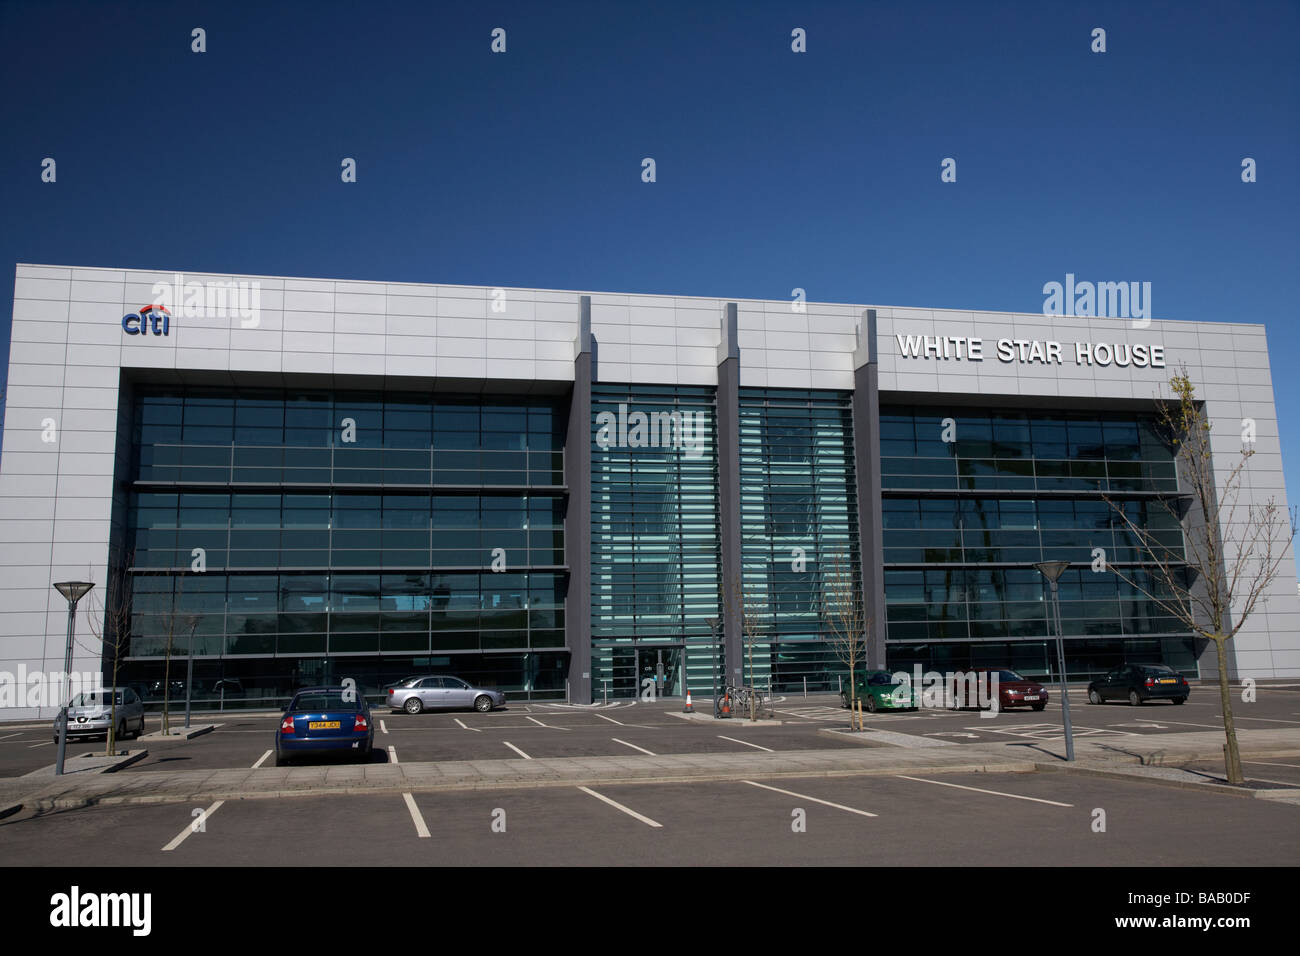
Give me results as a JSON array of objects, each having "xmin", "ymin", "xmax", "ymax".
[{"xmin": 275, "ymin": 686, "xmax": 374, "ymax": 766}]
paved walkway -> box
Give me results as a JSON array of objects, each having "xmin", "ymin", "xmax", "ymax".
[{"xmin": 3, "ymin": 727, "xmax": 1296, "ymax": 812}]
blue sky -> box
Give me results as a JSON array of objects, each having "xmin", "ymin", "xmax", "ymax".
[{"xmin": 2, "ymin": 0, "xmax": 1297, "ymax": 525}]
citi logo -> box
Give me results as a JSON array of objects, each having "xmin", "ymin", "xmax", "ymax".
[
  {"xmin": 122, "ymin": 304, "xmax": 170, "ymax": 337},
  {"xmin": 49, "ymin": 885, "xmax": 151, "ymax": 936}
]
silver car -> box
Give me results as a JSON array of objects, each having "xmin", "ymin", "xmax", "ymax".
[
  {"xmin": 53, "ymin": 688, "xmax": 146, "ymax": 742},
  {"xmin": 386, "ymin": 676, "xmax": 506, "ymax": 714}
]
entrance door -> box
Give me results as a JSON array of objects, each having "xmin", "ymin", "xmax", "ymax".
[{"xmin": 636, "ymin": 646, "xmax": 683, "ymax": 699}]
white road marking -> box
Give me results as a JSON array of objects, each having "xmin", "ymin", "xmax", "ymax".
[
  {"xmin": 895, "ymin": 774, "xmax": 1073, "ymax": 807},
  {"xmin": 1117, "ymin": 717, "xmax": 1221, "ymax": 729},
  {"xmin": 612, "ymin": 737, "xmax": 656, "ymax": 755},
  {"xmin": 742, "ymin": 780, "xmax": 878, "ymax": 817},
  {"xmin": 1242, "ymin": 760, "xmax": 1300, "ymax": 770},
  {"xmin": 526, "ymin": 716, "xmax": 548, "ymax": 727},
  {"xmin": 454, "ymin": 719, "xmax": 481, "ymax": 732},
  {"xmin": 380, "ymin": 720, "xmax": 388, "ymax": 735},
  {"xmin": 251, "ymin": 750, "xmax": 271, "ymax": 768},
  {"xmin": 0, "ymin": 732, "xmax": 23, "ymax": 741},
  {"xmin": 593, "ymin": 712, "xmax": 625, "ymax": 726},
  {"xmin": 718, "ymin": 735, "xmax": 773, "ymax": 752},
  {"xmin": 1218, "ymin": 714, "xmax": 1300, "ymax": 724},
  {"xmin": 578, "ymin": 787, "xmax": 662, "ymax": 827},
  {"xmin": 387, "ymin": 745, "xmax": 399, "ymax": 764},
  {"xmin": 28, "ymin": 741, "xmax": 52, "ymax": 748},
  {"xmin": 503, "ymin": 741, "xmax": 531, "ymax": 759},
  {"xmin": 403, "ymin": 793, "xmax": 431, "ymax": 838},
  {"xmin": 162, "ymin": 800, "xmax": 223, "ymax": 852}
]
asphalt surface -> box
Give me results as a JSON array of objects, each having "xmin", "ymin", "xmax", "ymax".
[
  {"xmin": 4, "ymin": 684, "xmax": 1297, "ymax": 778},
  {"xmin": 3, "ymin": 769, "xmax": 1296, "ymax": 866}
]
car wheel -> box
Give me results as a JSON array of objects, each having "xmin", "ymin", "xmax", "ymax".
[
  {"xmin": 474, "ymin": 695, "xmax": 493, "ymax": 713},
  {"xmin": 275, "ymin": 751, "xmax": 288, "ymax": 767},
  {"xmin": 840, "ymin": 691, "xmax": 849, "ymax": 709},
  {"xmin": 1173, "ymin": 697, "xmax": 1186, "ymax": 705},
  {"xmin": 864, "ymin": 695, "xmax": 877, "ymax": 713},
  {"xmin": 1129, "ymin": 690, "xmax": 1141, "ymax": 706},
  {"xmin": 404, "ymin": 697, "xmax": 423, "ymax": 714},
  {"xmin": 1031, "ymin": 702, "xmax": 1046, "ymax": 711},
  {"xmin": 136, "ymin": 716, "xmax": 145, "ymax": 738},
  {"xmin": 116, "ymin": 720, "xmax": 127, "ymax": 743},
  {"xmin": 1088, "ymin": 689, "xmax": 1103, "ymax": 704}
]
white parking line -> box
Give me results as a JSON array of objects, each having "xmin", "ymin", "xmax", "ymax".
[
  {"xmin": 380, "ymin": 720, "xmax": 388, "ymax": 735},
  {"xmin": 718, "ymin": 735, "xmax": 774, "ymax": 752},
  {"xmin": 593, "ymin": 712, "xmax": 625, "ymax": 726},
  {"xmin": 612, "ymin": 738, "xmax": 656, "ymax": 755},
  {"xmin": 526, "ymin": 716, "xmax": 549, "ymax": 727},
  {"xmin": 162, "ymin": 800, "xmax": 223, "ymax": 852},
  {"xmin": 387, "ymin": 745, "xmax": 399, "ymax": 764},
  {"xmin": 1243, "ymin": 760, "xmax": 1300, "ymax": 770},
  {"xmin": 1219, "ymin": 714, "xmax": 1300, "ymax": 724},
  {"xmin": 578, "ymin": 787, "xmax": 663, "ymax": 827},
  {"xmin": 27, "ymin": 741, "xmax": 51, "ymax": 748},
  {"xmin": 251, "ymin": 750, "xmax": 271, "ymax": 769},
  {"xmin": 895, "ymin": 774, "xmax": 1073, "ymax": 807},
  {"xmin": 454, "ymin": 718, "xmax": 481, "ymax": 733},
  {"xmin": 0, "ymin": 732, "xmax": 22, "ymax": 741},
  {"xmin": 403, "ymin": 793, "xmax": 431, "ymax": 838},
  {"xmin": 742, "ymin": 780, "xmax": 878, "ymax": 817},
  {"xmin": 503, "ymin": 741, "xmax": 532, "ymax": 759}
]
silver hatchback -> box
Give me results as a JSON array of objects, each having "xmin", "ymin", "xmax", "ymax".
[
  {"xmin": 53, "ymin": 688, "xmax": 146, "ymax": 742},
  {"xmin": 386, "ymin": 676, "xmax": 506, "ymax": 714}
]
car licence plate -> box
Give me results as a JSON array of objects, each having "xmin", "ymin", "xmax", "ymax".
[
  {"xmin": 1024, "ymin": 695, "xmax": 1040, "ymax": 701},
  {"xmin": 309, "ymin": 721, "xmax": 340, "ymax": 730},
  {"xmin": 1157, "ymin": 678, "xmax": 1176, "ymax": 684}
]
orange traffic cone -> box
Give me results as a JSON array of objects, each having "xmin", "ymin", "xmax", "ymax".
[
  {"xmin": 683, "ymin": 688, "xmax": 694, "ymax": 713},
  {"xmin": 720, "ymin": 693, "xmax": 731, "ymax": 718}
]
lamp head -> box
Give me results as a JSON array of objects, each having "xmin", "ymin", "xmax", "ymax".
[{"xmin": 53, "ymin": 581, "xmax": 95, "ymax": 604}]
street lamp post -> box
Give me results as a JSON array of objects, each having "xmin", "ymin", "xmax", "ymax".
[
  {"xmin": 1034, "ymin": 561, "xmax": 1075, "ymax": 761},
  {"xmin": 52, "ymin": 581, "xmax": 95, "ymax": 776}
]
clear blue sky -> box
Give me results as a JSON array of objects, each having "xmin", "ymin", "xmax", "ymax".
[{"xmin": 2, "ymin": 0, "xmax": 1297, "ymax": 536}]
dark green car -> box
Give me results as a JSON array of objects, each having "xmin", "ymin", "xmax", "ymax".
[{"xmin": 840, "ymin": 670, "xmax": 916, "ymax": 712}]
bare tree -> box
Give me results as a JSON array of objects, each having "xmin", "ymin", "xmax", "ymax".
[
  {"xmin": 822, "ymin": 548, "xmax": 871, "ymax": 730},
  {"xmin": 83, "ymin": 549, "xmax": 137, "ymax": 755},
  {"xmin": 1105, "ymin": 369, "xmax": 1293, "ymax": 784},
  {"xmin": 724, "ymin": 573, "xmax": 769, "ymax": 720}
]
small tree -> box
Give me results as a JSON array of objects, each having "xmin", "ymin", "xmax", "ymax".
[
  {"xmin": 1105, "ymin": 369, "xmax": 1293, "ymax": 785},
  {"xmin": 724, "ymin": 573, "xmax": 769, "ymax": 720},
  {"xmin": 822, "ymin": 548, "xmax": 871, "ymax": 729},
  {"xmin": 84, "ymin": 550, "xmax": 136, "ymax": 755}
]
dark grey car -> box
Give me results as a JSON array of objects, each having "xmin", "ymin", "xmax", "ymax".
[{"xmin": 386, "ymin": 676, "xmax": 506, "ymax": 714}]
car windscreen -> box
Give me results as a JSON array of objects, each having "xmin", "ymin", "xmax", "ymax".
[
  {"xmin": 70, "ymin": 692, "xmax": 120, "ymax": 707},
  {"xmin": 1141, "ymin": 665, "xmax": 1177, "ymax": 675},
  {"xmin": 996, "ymin": 671, "xmax": 1025, "ymax": 682},
  {"xmin": 290, "ymin": 692, "xmax": 356, "ymax": 711}
]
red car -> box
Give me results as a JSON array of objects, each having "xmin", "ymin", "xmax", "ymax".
[{"xmin": 949, "ymin": 669, "xmax": 1049, "ymax": 711}]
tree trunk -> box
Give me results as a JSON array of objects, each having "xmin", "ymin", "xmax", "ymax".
[{"xmin": 1215, "ymin": 636, "xmax": 1245, "ymax": 785}]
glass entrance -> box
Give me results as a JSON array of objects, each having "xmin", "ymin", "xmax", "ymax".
[{"xmin": 636, "ymin": 645, "xmax": 683, "ymax": 699}]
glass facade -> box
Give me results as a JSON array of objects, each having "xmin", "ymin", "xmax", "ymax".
[
  {"xmin": 115, "ymin": 386, "xmax": 569, "ymax": 706},
  {"xmin": 739, "ymin": 389, "xmax": 859, "ymax": 692},
  {"xmin": 589, "ymin": 384, "xmax": 720, "ymax": 698},
  {"xmin": 879, "ymin": 406, "xmax": 1195, "ymax": 682}
]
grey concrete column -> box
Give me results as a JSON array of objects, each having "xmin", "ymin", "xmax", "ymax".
[
  {"xmin": 852, "ymin": 310, "xmax": 887, "ymax": 669},
  {"xmin": 564, "ymin": 296, "xmax": 593, "ymax": 702},
  {"xmin": 716, "ymin": 303, "xmax": 743, "ymax": 685}
]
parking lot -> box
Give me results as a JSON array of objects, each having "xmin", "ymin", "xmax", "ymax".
[
  {"xmin": 2, "ymin": 766, "xmax": 1296, "ymax": 866},
  {"xmin": 2, "ymin": 685, "xmax": 1299, "ymax": 779}
]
